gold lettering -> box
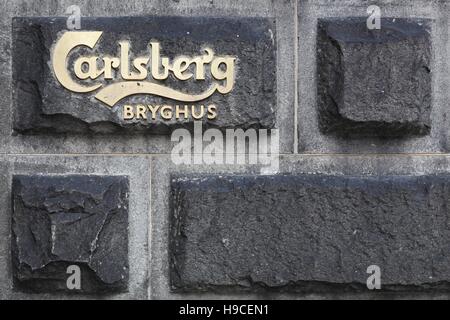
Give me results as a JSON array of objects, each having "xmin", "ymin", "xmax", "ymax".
[
  {"xmin": 148, "ymin": 105, "xmax": 160, "ymax": 120},
  {"xmin": 102, "ymin": 57, "xmax": 120, "ymax": 79},
  {"xmin": 161, "ymin": 105, "xmax": 173, "ymax": 120},
  {"xmin": 192, "ymin": 49, "xmax": 214, "ymax": 80},
  {"xmin": 52, "ymin": 31, "xmax": 103, "ymax": 93},
  {"xmin": 136, "ymin": 105, "xmax": 147, "ymax": 119},
  {"xmin": 120, "ymin": 41, "xmax": 148, "ymax": 80},
  {"xmin": 207, "ymin": 105, "xmax": 217, "ymax": 120},
  {"xmin": 123, "ymin": 105, "xmax": 134, "ymax": 119},
  {"xmin": 74, "ymin": 57, "xmax": 99, "ymax": 80},
  {"xmin": 150, "ymin": 42, "xmax": 169, "ymax": 80},
  {"xmin": 52, "ymin": 31, "xmax": 236, "ymax": 108},
  {"xmin": 192, "ymin": 105, "xmax": 205, "ymax": 120},
  {"xmin": 122, "ymin": 104, "xmax": 217, "ymax": 121},
  {"xmin": 172, "ymin": 56, "xmax": 193, "ymax": 81},
  {"xmin": 211, "ymin": 57, "xmax": 236, "ymax": 94},
  {"xmin": 176, "ymin": 105, "xmax": 189, "ymax": 119},
  {"xmin": 133, "ymin": 57, "xmax": 150, "ymax": 80}
]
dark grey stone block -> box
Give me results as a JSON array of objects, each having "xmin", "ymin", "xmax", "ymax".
[
  {"xmin": 170, "ymin": 174, "xmax": 450, "ymax": 293},
  {"xmin": 12, "ymin": 175, "xmax": 129, "ymax": 294},
  {"xmin": 12, "ymin": 16, "xmax": 276, "ymax": 134},
  {"xmin": 317, "ymin": 18, "xmax": 432, "ymax": 137}
]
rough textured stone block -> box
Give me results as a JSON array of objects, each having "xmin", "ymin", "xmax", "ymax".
[
  {"xmin": 170, "ymin": 175, "xmax": 450, "ymax": 292},
  {"xmin": 12, "ymin": 175, "xmax": 129, "ymax": 293},
  {"xmin": 12, "ymin": 16, "xmax": 276, "ymax": 134},
  {"xmin": 317, "ymin": 18, "xmax": 432, "ymax": 137}
]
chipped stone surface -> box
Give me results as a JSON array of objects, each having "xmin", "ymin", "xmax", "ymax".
[
  {"xmin": 317, "ymin": 18, "xmax": 432, "ymax": 137},
  {"xmin": 170, "ymin": 174, "xmax": 450, "ymax": 293},
  {"xmin": 12, "ymin": 16, "xmax": 276, "ymax": 134},
  {"xmin": 12, "ymin": 175, "xmax": 129, "ymax": 293}
]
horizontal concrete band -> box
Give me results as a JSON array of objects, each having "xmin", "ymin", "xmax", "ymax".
[{"xmin": 170, "ymin": 174, "xmax": 450, "ymax": 292}]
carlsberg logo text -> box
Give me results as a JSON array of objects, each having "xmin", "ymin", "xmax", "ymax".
[{"xmin": 52, "ymin": 31, "xmax": 236, "ymax": 108}]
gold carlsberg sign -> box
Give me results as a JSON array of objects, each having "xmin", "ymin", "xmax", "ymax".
[{"xmin": 51, "ymin": 31, "xmax": 236, "ymax": 121}]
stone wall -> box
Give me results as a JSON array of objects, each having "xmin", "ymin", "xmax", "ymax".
[{"xmin": 1, "ymin": 0, "xmax": 450, "ymax": 299}]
